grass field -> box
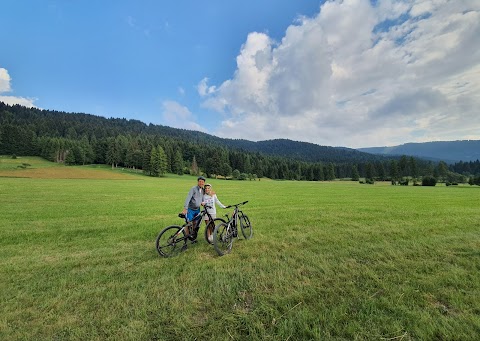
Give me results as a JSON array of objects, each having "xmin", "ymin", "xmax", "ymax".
[{"xmin": 1, "ymin": 157, "xmax": 479, "ymax": 340}]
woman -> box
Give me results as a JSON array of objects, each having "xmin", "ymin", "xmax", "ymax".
[{"xmin": 202, "ymin": 183, "xmax": 226, "ymax": 243}]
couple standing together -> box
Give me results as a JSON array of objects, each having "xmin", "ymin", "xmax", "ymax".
[{"xmin": 181, "ymin": 176, "xmax": 226, "ymax": 242}]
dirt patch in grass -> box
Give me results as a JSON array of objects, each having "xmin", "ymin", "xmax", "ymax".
[{"xmin": 0, "ymin": 167, "xmax": 138, "ymax": 180}]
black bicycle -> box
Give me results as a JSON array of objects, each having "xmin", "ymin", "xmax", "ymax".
[
  {"xmin": 156, "ymin": 205, "xmax": 226, "ymax": 257},
  {"xmin": 212, "ymin": 201, "xmax": 252, "ymax": 256}
]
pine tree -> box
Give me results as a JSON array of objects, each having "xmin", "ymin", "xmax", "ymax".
[
  {"xmin": 81, "ymin": 135, "xmax": 94, "ymax": 164},
  {"xmin": 244, "ymin": 155, "xmax": 252, "ymax": 174},
  {"xmin": 191, "ymin": 156, "xmax": 199, "ymax": 176},
  {"xmin": 389, "ymin": 160, "xmax": 399, "ymax": 182},
  {"xmin": 173, "ymin": 150, "xmax": 184, "ymax": 175},
  {"xmin": 365, "ymin": 162, "xmax": 375, "ymax": 181},
  {"xmin": 157, "ymin": 145, "xmax": 168, "ymax": 176},
  {"xmin": 326, "ymin": 163, "xmax": 336, "ymax": 180},
  {"xmin": 375, "ymin": 162, "xmax": 386, "ymax": 181},
  {"xmin": 220, "ymin": 162, "xmax": 232, "ymax": 178},
  {"xmin": 106, "ymin": 137, "xmax": 118, "ymax": 169},
  {"xmin": 351, "ymin": 164, "xmax": 360, "ymax": 181},
  {"xmin": 150, "ymin": 148, "xmax": 160, "ymax": 177},
  {"xmin": 399, "ymin": 155, "xmax": 409, "ymax": 177},
  {"xmin": 437, "ymin": 161, "xmax": 448, "ymax": 182},
  {"xmin": 142, "ymin": 149, "xmax": 152, "ymax": 175},
  {"xmin": 409, "ymin": 157, "xmax": 418, "ymax": 179},
  {"xmin": 313, "ymin": 164, "xmax": 324, "ymax": 181}
]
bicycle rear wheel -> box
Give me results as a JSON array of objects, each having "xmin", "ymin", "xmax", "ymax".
[
  {"xmin": 240, "ymin": 213, "xmax": 253, "ymax": 239},
  {"xmin": 213, "ymin": 222, "xmax": 234, "ymax": 256},
  {"xmin": 204, "ymin": 218, "xmax": 226, "ymax": 245},
  {"xmin": 156, "ymin": 225, "xmax": 185, "ymax": 257}
]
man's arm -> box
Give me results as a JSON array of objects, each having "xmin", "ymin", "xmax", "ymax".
[{"xmin": 183, "ymin": 187, "xmax": 194, "ymax": 212}]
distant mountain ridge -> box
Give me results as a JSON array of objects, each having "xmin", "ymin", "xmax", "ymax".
[
  {"xmin": 218, "ymin": 138, "xmax": 388, "ymax": 164},
  {"xmin": 1, "ymin": 101, "xmax": 474, "ymax": 165},
  {"xmin": 358, "ymin": 140, "xmax": 480, "ymax": 163},
  {"xmin": 0, "ymin": 101, "xmax": 389, "ymax": 165}
]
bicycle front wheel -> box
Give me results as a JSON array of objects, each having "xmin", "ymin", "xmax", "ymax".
[
  {"xmin": 156, "ymin": 225, "xmax": 185, "ymax": 257},
  {"xmin": 204, "ymin": 218, "xmax": 226, "ymax": 245},
  {"xmin": 240, "ymin": 213, "xmax": 253, "ymax": 239},
  {"xmin": 213, "ymin": 222, "xmax": 234, "ymax": 256}
]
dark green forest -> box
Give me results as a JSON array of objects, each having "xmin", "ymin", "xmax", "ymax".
[{"xmin": 1, "ymin": 102, "xmax": 479, "ymax": 183}]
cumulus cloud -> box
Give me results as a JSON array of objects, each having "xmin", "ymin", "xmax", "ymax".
[
  {"xmin": 0, "ymin": 68, "xmax": 37, "ymax": 108},
  {"xmin": 0, "ymin": 68, "xmax": 12, "ymax": 92},
  {"xmin": 161, "ymin": 100, "xmax": 206, "ymax": 132},
  {"xmin": 201, "ymin": 0, "xmax": 480, "ymax": 148},
  {"xmin": 0, "ymin": 95, "xmax": 38, "ymax": 108}
]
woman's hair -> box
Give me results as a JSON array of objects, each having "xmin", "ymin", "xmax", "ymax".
[{"xmin": 205, "ymin": 184, "xmax": 216, "ymax": 195}]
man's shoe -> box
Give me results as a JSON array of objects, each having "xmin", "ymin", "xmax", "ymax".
[
  {"xmin": 190, "ymin": 239, "xmax": 198, "ymax": 244},
  {"xmin": 181, "ymin": 244, "xmax": 188, "ymax": 252}
]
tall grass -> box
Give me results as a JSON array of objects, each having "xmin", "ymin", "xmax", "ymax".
[{"xmin": 1, "ymin": 161, "xmax": 479, "ymax": 340}]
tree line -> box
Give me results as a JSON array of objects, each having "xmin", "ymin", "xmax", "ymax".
[{"xmin": 1, "ymin": 102, "xmax": 478, "ymax": 183}]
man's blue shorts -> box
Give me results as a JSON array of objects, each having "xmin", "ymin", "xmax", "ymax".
[{"xmin": 187, "ymin": 208, "xmax": 200, "ymax": 222}]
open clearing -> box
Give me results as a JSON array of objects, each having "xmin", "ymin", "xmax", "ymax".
[{"xmin": 1, "ymin": 158, "xmax": 479, "ymax": 340}]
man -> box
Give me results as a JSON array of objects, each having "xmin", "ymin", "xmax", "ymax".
[{"xmin": 181, "ymin": 176, "xmax": 206, "ymax": 241}]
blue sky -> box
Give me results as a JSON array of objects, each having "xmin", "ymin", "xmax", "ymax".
[{"xmin": 1, "ymin": 0, "xmax": 479, "ymax": 148}]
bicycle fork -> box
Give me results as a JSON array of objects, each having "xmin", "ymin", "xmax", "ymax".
[{"xmin": 224, "ymin": 222, "xmax": 237, "ymax": 240}]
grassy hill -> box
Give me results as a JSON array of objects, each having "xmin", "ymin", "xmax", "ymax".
[{"xmin": 0, "ymin": 156, "xmax": 139, "ymax": 179}]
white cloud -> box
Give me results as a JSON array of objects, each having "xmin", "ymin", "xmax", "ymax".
[
  {"xmin": 0, "ymin": 96, "xmax": 37, "ymax": 108},
  {"xmin": 0, "ymin": 68, "xmax": 12, "ymax": 92},
  {"xmin": 197, "ymin": 77, "xmax": 216, "ymax": 97},
  {"xmin": 161, "ymin": 100, "xmax": 206, "ymax": 132},
  {"xmin": 201, "ymin": 0, "xmax": 480, "ymax": 148},
  {"xmin": 0, "ymin": 68, "xmax": 37, "ymax": 108}
]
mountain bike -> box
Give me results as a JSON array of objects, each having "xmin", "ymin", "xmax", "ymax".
[
  {"xmin": 156, "ymin": 206, "xmax": 225, "ymax": 257},
  {"xmin": 212, "ymin": 201, "xmax": 252, "ymax": 256}
]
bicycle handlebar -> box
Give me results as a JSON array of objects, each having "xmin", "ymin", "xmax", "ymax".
[
  {"xmin": 178, "ymin": 205, "xmax": 213, "ymax": 220},
  {"xmin": 225, "ymin": 200, "xmax": 248, "ymax": 209}
]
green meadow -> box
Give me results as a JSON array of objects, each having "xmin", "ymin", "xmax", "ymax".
[{"xmin": 1, "ymin": 157, "xmax": 479, "ymax": 340}]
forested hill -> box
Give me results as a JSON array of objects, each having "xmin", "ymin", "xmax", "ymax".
[
  {"xmin": 358, "ymin": 140, "xmax": 480, "ymax": 163},
  {"xmin": 220, "ymin": 138, "xmax": 384, "ymax": 163},
  {"xmin": 4, "ymin": 101, "xmax": 479, "ymax": 182},
  {"xmin": 0, "ymin": 101, "xmax": 381, "ymax": 164}
]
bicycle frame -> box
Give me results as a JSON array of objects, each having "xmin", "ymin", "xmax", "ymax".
[
  {"xmin": 222, "ymin": 201, "xmax": 249, "ymax": 236},
  {"xmin": 219, "ymin": 200, "xmax": 248, "ymax": 238},
  {"xmin": 180, "ymin": 205, "xmax": 213, "ymax": 236},
  {"xmin": 224, "ymin": 207, "xmax": 239, "ymax": 235},
  {"xmin": 212, "ymin": 200, "xmax": 249, "ymax": 256}
]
